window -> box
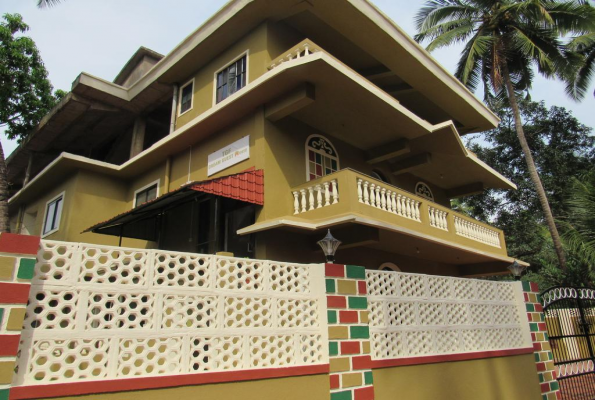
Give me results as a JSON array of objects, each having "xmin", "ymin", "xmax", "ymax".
[
  {"xmin": 415, "ymin": 182, "xmax": 434, "ymax": 201},
  {"xmin": 372, "ymin": 170, "xmax": 389, "ymax": 183},
  {"xmin": 216, "ymin": 55, "xmax": 247, "ymax": 103},
  {"xmin": 379, "ymin": 262, "xmax": 401, "ymax": 272},
  {"xmin": 42, "ymin": 193, "xmax": 64, "ymax": 237},
  {"xmin": 306, "ymin": 135, "xmax": 339, "ymax": 181},
  {"xmin": 179, "ymin": 79, "xmax": 194, "ymax": 115},
  {"xmin": 134, "ymin": 181, "xmax": 159, "ymax": 207}
]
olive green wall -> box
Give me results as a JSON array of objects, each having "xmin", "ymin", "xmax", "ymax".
[
  {"xmin": 45, "ymin": 374, "xmax": 329, "ymax": 400},
  {"xmin": 374, "ymin": 354, "xmax": 542, "ymax": 400}
]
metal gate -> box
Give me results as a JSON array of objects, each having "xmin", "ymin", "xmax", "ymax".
[{"xmin": 543, "ymin": 287, "xmax": 595, "ymax": 399}]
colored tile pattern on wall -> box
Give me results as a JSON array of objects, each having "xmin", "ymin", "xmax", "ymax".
[
  {"xmin": 0, "ymin": 234, "xmax": 40, "ymax": 400},
  {"xmin": 326, "ymin": 264, "xmax": 374, "ymax": 400},
  {"xmin": 522, "ymin": 281, "xmax": 561, "ymax": 400}
]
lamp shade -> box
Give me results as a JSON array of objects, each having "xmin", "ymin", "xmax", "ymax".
[
  {"xmin": 317, "ymin": 229, "xmax": 341, "ymax": 262},
  {"xmin": 507, "ymin": 261, "xmax": 526, "ymax": 280}
]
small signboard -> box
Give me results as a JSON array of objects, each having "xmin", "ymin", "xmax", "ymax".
[{"xmin": 207, "ymin": 135, "xmax": 250, "ymax": 176}]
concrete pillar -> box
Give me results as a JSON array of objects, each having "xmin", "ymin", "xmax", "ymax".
[
  {"xmin": 325, "ymin": 263, "xmax": 375, "ymax": 400},
  {"xmin": 129, "ymin": 116, "xmax": 146, "ymax": 159},
  {"xmin": 522, "ymin": 282, "xmax": 561, "ymax": 400},
  {"xmin": 0, "ymin": 233, "xmax": 40, "ymax": 400}
]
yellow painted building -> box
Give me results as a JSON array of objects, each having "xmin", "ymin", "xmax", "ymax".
[
  {"xmin": 8, "ymin": 0, "xmax": 522, "ymax": 277},
  {"xmin": 0, "ymin": 2, "xmax": 554, "ymax": 400}
]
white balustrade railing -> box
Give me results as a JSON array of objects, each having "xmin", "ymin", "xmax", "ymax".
[
  {"xmin": 269, "ymin": 40, "xmax": 321, "ymax": 70},
  {"xmin": 428, "ymin": 206, "xmax": 448, "ymax": 231},
  {"xmin": 366, "ymin": 270, "xmax": 531, "ymax": 360},
  {"xmin": 14, "ymin": 240, "xmax": 328, "ymax": 386},
  {"xmin": 357, "ymin": 178, "xmax": 421, "ymax": 222},
  {"xmin": 454, "ymin": 216, "xmax": 501, "ymax": 248},
  {"xmin": 293, "ymin": 178, "xmax": 338, "ymax": 215}
]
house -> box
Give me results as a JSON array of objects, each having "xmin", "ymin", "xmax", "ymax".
[
  {"xmin": 0, "ymin": 1, "xmax": 558, "ymax": 400},
  {"xmin": 7, "ymin": 0, "xmax": 522, "ymax": 279}
]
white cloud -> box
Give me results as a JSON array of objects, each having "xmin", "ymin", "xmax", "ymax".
[{"xmin": 1, "ymin": 0, "xmax": 593, "ymax": 158}]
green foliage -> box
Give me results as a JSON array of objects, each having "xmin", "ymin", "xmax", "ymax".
[
  {"xmin": 462, "ymin": 100, "xmax": 595, "ymax": 284},
  {"xmin": 562, "ymin": 171, "xmax": 595, "ymax": 266},
  {"xmin": 0, "ymin": 13, "xmax": 60, "ymax": 142},
  {"xmin": 37, "ymin": 0, "xmax": 62, "ymax": 8},
  {"xmin": 565, "ymin": 31, "xmax": 595, "ymax": 99},
  {"xmin": 415, "ymin": 0, "xmax": 595, "ymax": 103}
]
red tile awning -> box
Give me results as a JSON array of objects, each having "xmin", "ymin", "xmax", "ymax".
[
  {"xmin": 84, "ymin": 169, "xmax": 263, "ymax": 240},
  {"xmin": 191, "ymin": 169, "xmax": 263, "ymax": 205}
]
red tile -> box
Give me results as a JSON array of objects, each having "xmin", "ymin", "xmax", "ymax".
[
  {"xmin": 354, "ymin": 386, "xmax": 375, "ymax": 400},
  {"xmin": 339, "ymin": 311, "xmax": 359, "ymax": 324},
  {"xmin": 340, "ymin": 341, "xmax": 361, "ymax": 355},
  {"xmin": 536, "ymin": 362, "xmax": 546, "ymax": 372},
  {"xmin": 325, "ymin": 264, "xmax": 345, "ymax": 277},
  {"xmin": 540, "ymin": 382, "xmax": 551, "ymax": 393},
  {"xmin": 0, "ymin": 233, "xmax": 40, "ymax": 255},
  {"xmin": 538, "ymin": 323, "xmax": 547, "ymax": 331},
  {"xmin": 351, "ymin": 355, "xmax": 372, "ymax": 370},
  {"xmin": 533, "ymin": 342, "xmax": 542, "ymax": 351},
  {"xmin": 330, "ymin": 374, "xmax": 340, "ymax": 389},
  {"xmin": 358, "ymin": 281, "xmax": 367, "ymax": 295},
  {"xmin": 530, "ymin": 282, "xmax": 540, "ymax": 293},
  {"xmin": 0, "ymin": 282, "xmax": 31, "ymax": 304},
  {"xmin": 535, "ymin": 304, "xmax": 543, "ymax": 312},
  {"xmin": 327, "ymin": 296, "xmax": 347, "ymax": 309}
]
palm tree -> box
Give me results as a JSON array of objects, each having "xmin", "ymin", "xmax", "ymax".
[
  {"xmin": 565, "ymin": 32, "xmax": 595, "ymax": 99},
  {"xmin": 563, "ymin": 171, "xmax": 595, "ymax": 266},
  {"xmin": 37, "ymin": 0, "xmax": 62, "ymax": 7},
  {"xmin": 415, "ymin": 0, "xmax": 595, "ymax": 271}
]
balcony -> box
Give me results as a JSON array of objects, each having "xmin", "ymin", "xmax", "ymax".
[{"xmin": 285, "ymin": 169, "xmax": 507, "ymax": 257}]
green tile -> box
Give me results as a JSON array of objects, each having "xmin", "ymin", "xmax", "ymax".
[
  {"xmin": 530, "ymin": 323, "xmax": 539, "ymax": 332},
  {"xmin": 331, "ymin": 390, "xmax": 353, "ymax": 400},
  {"xmin": 544, "ymin": 332, "xmax": 549, "ymax": 340},
  {"xmin": 522, "ymin": 281, "xmax": 531, "ymax": 292},
  {"xmin": 328, "ymin": 310, "xmax": 337, "ymax": 324},
  {"xmin": 534, "ymin": 353, "xmax": 541, "ymax": 362},
  {"xmin": 348, "ymin": 296, "xmax": 368, "ymax": 310},
  {"xmin": 329, "ymin": 341, "xmax": 338, "ymax": 357},
  {"xmin": 364, "ymin": 371, "xmax": 373, "ymax": 385},
  {"xmin": 350, "ymin": 326, "xmax": 370, "ymax": 339},
  {"xmin": 548, "ymin": 352, "xmax": 553, "ymax": 360},
  {"xmin": 346, "ymin": 265, "xmax": 366, "ymax": 280},
  {"xmin": 326, "ymin": 279, "xmax": 336, "ymax": 294},
  {"xmin": 526, "ymin": 303, "xmax": 535, "ymax": 312},
  {"xmin": 0, "ymin": 308, "xmax": 4, "ymax": 325},
  {"xmin": 537, "ymin": 294, "xmax": 543, "ymax": 304},
  {"xmin": 17, "ymin": 258, "xmax": 36, "ymax": 280},
  {"xmin": 550, "ymin": 381, "xmax": 559, "ymax": 391},
  {"xmin": 538, "ymin": 373, "xmax": 545, "ymax": 383},
  {"xmin": 542, "ymin": 395, "xmax": 548, "ymax": 400},
  {"xmin": 0, "ymin": 389, "xmax": 8, "ymax": 400}
]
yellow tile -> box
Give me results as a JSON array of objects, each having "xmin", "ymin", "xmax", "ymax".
[
  {"xmin": 547, "ymin": 393, "xmax": 557, "ymax": 400},
  {"xmin": 7, "ymin": 308, "xmax": 26, "ymax": 331},
  {"xmin": 361, "ymin": 341, "xmax": 371, "ymax": 354},
  {"xmin": 0, "ymin": 361, "xmax": 15, "ymax": 384},
  {"xmin": 337, "ymin": 280, "xmax": 357, "ymax": 295},
  {"xmin": 0, "ymin": 256, "xmax": 15, "ymax": 281},
  {"xmin": 359, "ymin": 311, "xmax": 369, "ymax": 324},
  {"xmin": 545, "ymin": 361, "xmax": 555, "ymax": 371},
  {"xmin": 543, "ymin": 371, "xmax": 553, "ymax": 382},
  {"xmin": 542, "ymin": 342, "xmax": 552, "ymax": 352},
  {"xmin": 342, "ymin": 372, "xmax": 362, "ymax": 388},
  {"xmin": 330, "ymin": 357, "xmax": 350, "ymax": 373},
  {"xmin": 329, "ymin": 326, "xmax": 349, "ymax": 340}
]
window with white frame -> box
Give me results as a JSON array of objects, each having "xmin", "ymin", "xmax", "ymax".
[
  {"xmin": 42, "ymin": 193, "xmax": 64, "ymax": 237},
  {"xmin": 216, "ymin": 55, "xmax": 247, "ymax": 103},
  {"xmin": 179, "ymin": 79, "xmax": 194, "ymax": 115},
  {"xmin": 134, "ymin": 181, "xmax": 159, "ymax": 207},
  {"xmin": 306, "ymin": 135, "xmax": 339, "ymax": 181}
]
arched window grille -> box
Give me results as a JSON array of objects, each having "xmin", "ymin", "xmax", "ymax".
[
  {"xmin": 306, "ymin": 135, "xmax": 339, "ymax": 181},
  {"xmin": 415, "ymin": 182, "xmax": 434, "ymax": 201}
]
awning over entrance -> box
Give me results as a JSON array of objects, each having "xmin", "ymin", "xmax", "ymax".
[{"xmin": 84, "ymin": 169, "xmax": 263, "ymax": 241}]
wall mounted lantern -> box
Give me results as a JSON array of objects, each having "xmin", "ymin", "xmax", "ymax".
[
  {"xmin": 318, "ymin": 229, "xmax": 341, "ymax": 263},
  {"xmin": 507, "ymin": 261, "xmax": 526, "ymax": 281}
]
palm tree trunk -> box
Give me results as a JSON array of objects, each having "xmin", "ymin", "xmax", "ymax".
[
  {"xmin": 502, "ymin": 66, "xmax": 567, "ymax": 270},
  {"xmin": 0, "ymin": 142, "xmax": 10, "ymax": 233}
]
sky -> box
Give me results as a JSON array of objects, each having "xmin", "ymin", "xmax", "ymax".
[{"xmin": 1, "ymin": 0, "xmax": 594, "ymax": 157}]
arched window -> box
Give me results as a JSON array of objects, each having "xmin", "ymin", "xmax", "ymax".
[
  {"xmin": 379, "ymin": 262, "xmax": 401, "ymax": 272},
  {"xmin": 306, "ymin": 135, "xmax": 339, "ymax": 181},
  {"xmin": 372, "ymin": 169, "xmax": 389, "ymax": 184},
  {"xmin": 415, "ymin": 181, "xmax": 434, "ymax": 201}
]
